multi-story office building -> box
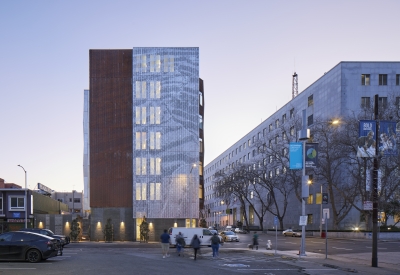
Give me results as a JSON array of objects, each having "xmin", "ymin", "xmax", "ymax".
[
  {"xmin": 204, "ymin": 62, "xmax": 400, "ymax": 231},
  {"xmin": 84, "ymin": 48, "xmax": 204, "ymax": 241}
]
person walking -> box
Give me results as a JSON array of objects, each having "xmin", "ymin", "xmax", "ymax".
[
  {"xmin": 175, "ymin": 232, "xmax": 185, "ymax": 257},
  {"xmin": 160, "ymin": 229, "xmax": 171, "ymax": 258},
  {"xmin": 252, "ymin": 231, "xmax": 259, "ymax": 250},
  {"xmin": 190, "ymin": 234, "xmax": 201, "ymax": 260},
  {"xmin": 210, "ymin": 232, "xmax": 221, "ymax": 258}
]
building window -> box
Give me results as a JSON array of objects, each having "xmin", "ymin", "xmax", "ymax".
[
  {"xmin": 269, "ymin": 140, "xmax": 272, "ymax": 148},
  {"xmin": 361, "ymin": 74, "xmax": 370, "ymax": 86},
  {"xmin": 307, "ymin": 114, "xmax": 313, "ymax": 126},
  {"xmin": 269, "ymin": 155, "xmax": 273, "ymax": 163},
  {"xmin": 135, "ymin": 55, "xmax": 147, "ymax": 73},
  {"xmin": 136, "ymin": 107, "xmax": 147, "ymax": 125},
  {"xmin": 275, "ymin": 167, "xmax": 280, "ymax": 176},
  {"xmin": 73, "ymin": 198, "xmax": 80, "ymax": 203},
  {"xmin": 149, "ymin": 182, "xmax": 161, "ymax": 200},
  {"xmin": 378, "ymin": 97, "xmax": 388, "ymax": 109},
  {"xmin": 136, "ymin": 158, "xmax": 147, "ymax": 175},
  {"xmin": 149, "ymin": 55, "xmax": 161, "ymax": 72},
  {"xmin": 263, "ymin": 128, "xmax": 267, "ymax": 136},
  {"xmin": 396, "ymin": 97, "xmax": 400, "ymax": 109},
  {"xmin": 136, "ymin": 183, "xmax": 147, "ymax": 201},
  {"xmin": 307, "ymin": 194, "xmax": 314, "ymax": 204},
  {"xmin": 308, "ymin": 95, "xmax": 314, "ymax": 107},
  {"xmin": 307, "ymin": 214, "xmax": 313, "ymax": 224},
  {"xmin": 199, "ymin": 115, "xmax": 203, "ymax": 129},
  {"xmin": 361, "ymin": 97, "xmax": 370, "ymax": 108},
  {"xmin": 150, "ymin": 132, "xmax": 161, "ymax": 150},
  {"xmin": 150, "ymin": 158, "xmax": 161, "ymax": 175},
  {"xmin": 290, "ymin": 108, "xmax": 294, "ymax": 119},
  {"xmin": 9, "ymin": 196, "xmax": 25, "ymax": 210},
  {"xmin": 396, "ymin": 74, "xmax": 400, "ymax": 86},
  {"xmin": 150, "ymin": 81, "xmax": 161, "ymax": 99},
  {"xmin": 199, "ymin": 92, "xmax": 203, "ymax": 106},
  {"xmin": 282, "ymin": 132, "xmax": 287, "ymax": 140},
  {"xmin": 379, "ymin": 74, "xmax": 388, "ymax": 85},
  {"xmin": 275, "ymin": 119, "xmax": 279, "ymax": 128},
  {"xmin": 282, "ymin": 147, "xmax": 288, "ymax": 156},
  {"xmin": 163, "ymin": 55, "xmax": 174, "ymax": 72},
  {"xmin": 290, "ymin": 126, "xmax": 295, "ymax": 136},
  {"xmin": 274, "ymin": 135, "xmax": 279, "ymax": 144},
  {"xmin": 282, "ymin": 114, "xmax": 286, "ymax": 124},
  {"xmin": 269, "ymin": 171, "xmax": 273, "ymax": 178},
  {"xmin": 150, "ymin": 107, "xmax": 161, "ymax": 125},
  {"xmin": 258, "ymin": 132, "xmax": 261, "ymax": 140},
  {"xmin": 269, "ymin": 124, "xmax": 273, "ymax": 132},
  {"xmin": 135, "ymin": 81, "xmax": 147, "ymax": 99},
  {"xmin": 136, "ymin": 132, "xmax": 147, "ymax": 150}
]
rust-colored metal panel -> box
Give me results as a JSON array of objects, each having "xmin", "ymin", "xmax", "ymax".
[{"xmin": 89, "ymin": 50, "xmax": 133, "ymax": 208}]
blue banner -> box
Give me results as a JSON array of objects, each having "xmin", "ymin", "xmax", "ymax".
[
  {"xmin": 289, "ymin": 142, "xmax": 303, "ymax": 169},
  {"xmin": 379, "ymin": 121, "xmax": 398, "ymax": 156},
  {"xmin": 305, "ymin": 143, "xmax": 318, "ymax": 168},
  {"xmin": 358, "ymin": 120, "xmax": 376, "ymax": 157}
]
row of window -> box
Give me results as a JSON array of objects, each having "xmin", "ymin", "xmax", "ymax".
[
  {"xmin": 0, "ymin": 196, "xmax": 25, "ymax": 211},
  {"xmin": 361, "ymin": 74, "xmax": 400, "ymax": 86},
  {"xmin": 135, "ymin": 106, "xmax": 161, "ymax": 125},
  {"xmin": 135, "ymin": 55, "xmax": 175, "ymax": 73},
  {"xmin": 135, "ymin": 157, "xmax": 162, "ymax": 175},
  {"xmin": 135, "ymin": 132, "xmax": 162, "ymax": 150},
  {"xmin": 361, "ymin": 96, "xmax": 400, "ymax": 109},
  {"xmin": 135, "ymin": 81, "xmax": 162, "ymax": 99},
  {"xmin": 135, "ymin": 182, "xmax": 162, "ymax": 201}
]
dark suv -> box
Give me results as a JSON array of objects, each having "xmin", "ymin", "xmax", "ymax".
[{"xmin": 19, "ymin": 228, "xmax": 69, "ymax": 251}]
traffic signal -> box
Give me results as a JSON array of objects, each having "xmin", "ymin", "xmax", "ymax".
[{"xmin": 322, "ymin": 193, "xmax": 328, "ymax": 204}]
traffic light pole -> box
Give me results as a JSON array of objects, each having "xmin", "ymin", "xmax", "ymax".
[{"xmin": 372, "ymin": 94, "xmax": 379, "ymax": 267}]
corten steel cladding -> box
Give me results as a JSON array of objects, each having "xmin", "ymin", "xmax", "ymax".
[{"xmin": 89, "ymin": 50, "xmax": 133, "ymax": 208}]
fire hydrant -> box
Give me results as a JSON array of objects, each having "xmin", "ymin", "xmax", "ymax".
[{"xmin": 266, "ymin": 240, "xmax": 272, "ymax": 250}]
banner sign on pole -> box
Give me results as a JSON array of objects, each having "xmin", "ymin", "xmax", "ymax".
[
  {"xmin": 305, "ymin": 143, "xmax": 318, "ymax": 168},
  {"xmin": 358, "ymin": 120, "xmax": 376, "ymax": 157},
  {"xmin": 378, "ymin": 121, "xmax": 398, "ymax": 156},
  {"xmin": 289, "ymin": 142, "xmax": 303, "ymax": 169},
  {"xmin": 274, "ymin": 216, "xmax": 278, "ymax": 226}
]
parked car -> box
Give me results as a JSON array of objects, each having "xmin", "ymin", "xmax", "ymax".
[
  {"xmin": 20, "ymin": 228, "xmax": 69, "ymax": 247},
  {"xmin": 0, "ymin": 231, "xmax": 59, "ymax": 263},
  {"xmin": 282, "ymin": 229, "xmax": 302, "ymax": 237},
  {"xmin": 220, "ymin": 231, "xmax": 240, "ymax": 242},
  {"xmin": 234, "ymin": 228, "xmax": 248, "ymax": 234}
]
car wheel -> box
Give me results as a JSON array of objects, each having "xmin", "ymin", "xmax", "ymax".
[{"xmin": 26, "ymin": 249, "xmax": 42, "ymax": 263}]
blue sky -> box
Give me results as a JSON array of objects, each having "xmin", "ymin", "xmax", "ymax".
[{"xmin": 1, "ymin": 0, "xmax": 399, "ymax": 192}]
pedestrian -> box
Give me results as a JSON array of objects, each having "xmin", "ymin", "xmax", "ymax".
[
  {"xmin": 176, "ymin": 232, "xmax": 185, "ymax": 257},
  {"xmin": 160, "ymin": 229, "xmax": 171, "ymax": 258},
  {"xmin": 210, "ymin": 232, "xmax": 221, "ymax": 257},
  {"xmin": 252, "ymin": 231, "xmax": 259, "ymax": 250},
  {"xmin": 190, "ymin": 234, "xmax": 201, "ymax": 260}
]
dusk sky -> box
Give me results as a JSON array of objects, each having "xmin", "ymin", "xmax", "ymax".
[{"xmin": 1, "ymin": 1, "xmax": 399, "ymax": 192}]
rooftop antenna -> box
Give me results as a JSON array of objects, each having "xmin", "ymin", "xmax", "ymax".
[{"xmin": 292, "ymin": 58, "xmax": 298, "ymax": 99}]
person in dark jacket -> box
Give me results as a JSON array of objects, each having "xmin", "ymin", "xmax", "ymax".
[
  {"xmin": 210, "ymin": 233, "xmax": 221, "ymax": 257},
  {"xmin": 190, "ymin": 234, "xmax": 201, "ymax": 260},
  {"xmin": 252, "ymin": 232, "xmax": 259, "ymax": 250}
]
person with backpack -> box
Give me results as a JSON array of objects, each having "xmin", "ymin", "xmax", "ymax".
[
  {"xmin": 210, "ymin": 232, "xmax": 221, "ymax": 257},
  {"xmin": 252, "ymin": 231, "xmax": 259, "ymax": 250},
  {"xmin": 190, "ymin": 234, "xmax": 201, "ymax": 260},
  {"xmin": 175, "ymin": 232, "xmax": 185, "ymax": 256}
]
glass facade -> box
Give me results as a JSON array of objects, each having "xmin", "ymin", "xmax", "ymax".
[{"xmin": 132, "ymin": 47, "xmax": 200, "ymax": 220}]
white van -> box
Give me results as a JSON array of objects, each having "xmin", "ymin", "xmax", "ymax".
[{"xmin": 168, "ymin": 227, "xmax": 214, "ymax": 247}]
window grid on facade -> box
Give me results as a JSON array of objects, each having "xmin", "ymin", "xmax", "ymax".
[
  {"xmin": 290, "ymin": 108, "xmax": 294, "ymax": 118},
  {"xmin": 10, "ymin": 196, "xmax": 25, "ymax": 210},
  {"xmin": 361, "ymin": 74, "xmax": 370, "ymax": 85},
  {"xmin": 307, "ymin": 114, "xmax": 313, "ymax": 126},
  {"xmin": 378, "ymin": 97, "xmax": 388, "ymax": 109}
]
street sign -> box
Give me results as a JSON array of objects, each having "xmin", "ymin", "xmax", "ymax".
[
  {"xmin": 274, "ymin": 216, "xmax": 278, "ymax": 226},
  {"xmin": 322, "ymin": 218, "xmax": 325, "ymax": 224},
  {"xmin": 299, "ymin": 215, "xmax": 308, "ymax": 226},
  {"xmin": 363, "ymin": 201, "xmax": 373, "ymax": 210},
  {"xmin": 323, "ymin": 208, "xmax": 330, "ymax": 219}
]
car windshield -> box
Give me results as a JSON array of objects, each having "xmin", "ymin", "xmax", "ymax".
[{"xmin": 225, "ymin": 231, "xmax": 234, "ymax": 235}]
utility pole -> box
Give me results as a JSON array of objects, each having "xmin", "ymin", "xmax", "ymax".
[{"xmin": 372, "ymin": 94, "xmax": 379, "ymax": 267}]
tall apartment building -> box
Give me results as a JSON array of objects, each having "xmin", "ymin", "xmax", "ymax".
[
  {"xmin": 84, "ymin": 48, "xmax": 204, "ymax": 241},
  {"xmin": 204, "ymin": 62, "xmax": 400, "ymax": 231}
]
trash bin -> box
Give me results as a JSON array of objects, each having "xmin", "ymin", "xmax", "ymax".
[{"xmin": 321, "ymin": 232, "xmax": 326, "ymax": 238}]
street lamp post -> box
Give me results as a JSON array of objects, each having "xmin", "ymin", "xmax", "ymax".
[
  {"xmin": 17, "ymin": 165, "xmax": 28, "ymax": 228},
  {"xmin": 298, "ymin": 109, "xmax": 310, "ymax": 257}
]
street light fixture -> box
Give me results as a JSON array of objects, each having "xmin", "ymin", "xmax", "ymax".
[{"xmin": 17, "ymin": 165, "xmax": 28, "ymax": 228}]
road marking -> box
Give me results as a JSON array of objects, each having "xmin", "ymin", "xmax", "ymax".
[
  {"xmin": 284, "ymin": 242, "xmax": 297, "ymax": 244},
  {"xmin": 310, "ymin": 241, "xmax": 324, "ymax": 244},
  {"xmin": 0, "ymin": 268, "xmax": 36, "ymax": 270},
  {"xmin": 337, "ymin": 241, "xmax": 355, "ymax": 244},
  {"xmin": 332, "ymin": 247, "xmax": 353, "ymax": 250},
  {"xmin": 365, "ymin": 247, "xmax": 388, "ymax": 249}
]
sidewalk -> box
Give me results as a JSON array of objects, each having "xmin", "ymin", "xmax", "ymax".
[{"xmin": 226, "ymin": 247, "xmax": 400, "ymax": 275}]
